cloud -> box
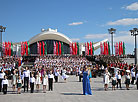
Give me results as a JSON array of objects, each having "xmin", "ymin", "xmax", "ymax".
[
  {"xmin": 84, "ymin": 34, "xmax": 109, "ymax": 39},
  {"xmin": 114, "ymin": 31, "xmax": 133, "ymax": 44},
  {"xmin": 107, "ymin": 18, "xmax": 138, "ymax": 25},
  {"xmin": 71, "ymin": 38, "xmax": 80, "ymax": 41},
  {"xmin": 68, "ymin": 22, "xmax": 83, "ymax": 26},
  {"xmin": 125, "ymin": 2, "xmax": 138, "ymax": 11}
]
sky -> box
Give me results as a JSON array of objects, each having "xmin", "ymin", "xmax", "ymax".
[{"xmin": 1, "ymin": 0, "xmax": 138, "ymax": 54}]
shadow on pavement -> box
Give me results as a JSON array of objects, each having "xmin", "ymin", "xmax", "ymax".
[{"xmin": 61, "ymin": 93, "xmax": 83, "ymax": 95}]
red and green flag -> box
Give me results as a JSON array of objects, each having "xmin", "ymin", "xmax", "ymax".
[
  {"xmin": 61, "ymin": 42, "xmax": 64, "ymax": 55},
  {"xmin": 108, "ymin": 41, "xmax": 110, "ymax": 55},
  {"xmin": 123, "ymin": 42, "xmax": 125, "ymax": 55},
  {"xmin": 11, "ymin": 42, "xmax": 13, "ymax": 56},
  {"xmin": 44, "ymin": 42, "xmax": 47, "ymax": 55},
  {"xmin": 92, "ymin": 42, "xmax": 94, "ymax": 55},
  {"xmin": 77, "ymin": 42, "xmax": 79, "ymax": 55}
]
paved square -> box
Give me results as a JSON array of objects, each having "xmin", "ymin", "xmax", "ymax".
[{"xmin": 0, "ymin": 76, "xmax": 138, "ymax": 102}]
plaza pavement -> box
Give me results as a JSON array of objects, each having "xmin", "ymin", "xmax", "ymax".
[{"xmin": 0, "ymin": 75, "xmax": 138, "ymax": 102}]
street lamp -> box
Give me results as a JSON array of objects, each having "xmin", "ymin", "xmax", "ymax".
[
  {"xmin": 0, "ymin": 25, "xmax": 6, "ymax": 56},
  {"xmin": 108, "ymin": 28, "xmax": 116, "ymax": 55},
  {"xmin": 129, "ymin": 28, "xmax": 138, "ymax": 65}
]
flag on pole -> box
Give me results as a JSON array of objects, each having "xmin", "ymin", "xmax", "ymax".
[
  {"xmin": 59, "ymin": 42, "xmax": 61, "ymax": 55},
  {"xmin": 42, "ymin": 41, "xmax": 45, "ymax": 56},
  {"xmin": 108, "ymin": 41, "xmax": 110, "ymax": 55},
  {"xmin": 61, "ymin": 42, "xmax": 64, "ymax": 55},
  {"xmin": 44, "ymin": 42, "xmax": 47, "ymax": 55},
  {"xmin": 56, "ymin": 41, "xmax": 58, "ymax": 55},
  {"xmin": 123, "ymin": 42, "xmax": 125, "ymax": 55},
  {"xmin": 100, "ymin": 42, "xmax": 103, "ymax": 55},
  {"xmin": 27, "ymin": 42, "xmax": 30, "ymax": 55},
  {"xmin": 85, "ymin": 42, "xmax": 87, "ymax": 55},
  {"xmin": 77, "ymin": 42, "xmax": 79, "ymax": 55},
  {"xmin": 87, "ymin": 42, "xmax": 89, "ymax": 55},
  {"xmin": 39, "ymin": 42, "xmax": 41, "ymax": 56},
  {"xmin": 69, "ymin": 43, "xmax": 72, "ymax": 55},
  {"xmin": 90, "ymin": 42, "xmax": 92, "ymax": 55},
  {"xmin": 26, "ymin": 41, "xmax": 28, "ymax": 56},
  {"xmin": 9, "ymin": 42, "xmax": 11, "ymax": 56},
  {"xmin": 11, "ymin": 42, "xmax": 13, "ymax": 56},
  {"xmin": 75, "ymin": 42, "xmax": 77, "ymax": 55},
  {"xmin": 92, "ymin": 42, "xmax": 94, "ymax": 55}
]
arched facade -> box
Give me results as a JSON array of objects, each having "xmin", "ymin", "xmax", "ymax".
[{"xmin": 29, "ymin": 28, "xmax": 72, "ymax": 54}]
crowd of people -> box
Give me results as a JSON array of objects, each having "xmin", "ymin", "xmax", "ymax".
[{"xmin": 0, "ymin": 55, "xmax": 138, "ymax": 95}]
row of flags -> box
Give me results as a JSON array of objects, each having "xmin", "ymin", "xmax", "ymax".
[
  {"xmin": 69, "ymin": 42, "xmax": 79, "ymax": 55},
  {"xmin": 100, "ymin": 41, "xmax": 125, "ymax": 55},
  {"xmin": 115, "ymin": 41, "xmax": 125, "ymax": 55},
  {"xmin": 21, "ymin": 41, "xmax": 30, "ymax": 56},
  {"xmin": 2, "ymin": 41, "xmax": 125, "ymax": 56},
  {"xmin": 2, "ymin": 42, "xmax": 13, "ymax": 56},
  {"xmin": 100, "ymin": 41, "xmax": 110, "ymax": 55},
  {"xmin": 85, "ymin": 42, "xmax": 94, "ymax": 55},
  {"xmin": 37, "ymin": 41, "xmax": 47, "ymax": 56},
  {"xmin": 53, "ymin": 41, "xmax": 64, "ymax": 55}
]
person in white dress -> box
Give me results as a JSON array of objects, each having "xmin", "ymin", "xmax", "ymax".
[
  {"xmin": 35, "ymin": 71, "xmax": 41, "ymax": 92},
  {"xmin": 11, "ymin": 70, "xmax": 17, "ymax": 92},
  {"xmin": 62, "ymin": 68, "xmax": 69, "ymax": 82},
  {"xmin": 0, "ymin": 68, "xmax": 5, "ymax": 92},
  {"xmin": 43, "ymin": 71, "xmax": 48, "ymax": 93},
  {"xmin": 103, "ymin": 69, "xmax": 110, "ymax": 91}
]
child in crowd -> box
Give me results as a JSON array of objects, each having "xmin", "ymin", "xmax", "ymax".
[
  {"xmin": 17, "ymin": 75, "xmax": 22, "ymax": 94},
  {"xmin": 2, "ymin": 75, "xmax": 8, "ymax": 94},
  {"xmin": 112, "ymin": 74, "xmax": 117, "ymax": 90},
  {"xmin": 30, "ymin": 73, "xmax": 35, "ymax": 93},
  {"xmin": 43, "ymin": 71, "xmax": 48, "ymax": 93},
  {"xmin": 35, "ymin": 71, "xmax": 41, "ymax": 92},
  {"xmin": 125, "ymin": 72, "xmax": 131, "ymax": 90},
  {"xmin": 117, "ymin": 71, "xmax": 122, "ymax": 89}
]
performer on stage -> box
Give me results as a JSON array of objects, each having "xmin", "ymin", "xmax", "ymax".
[{"xmin": 82, "ymin": 66, "xmax": 92, "ymax": 95}]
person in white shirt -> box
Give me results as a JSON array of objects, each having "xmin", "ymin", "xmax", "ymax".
[
  {"xmin": 0, "ymin": 68, "xmax": 5, "ymax": 92},
  {"xmin": 131, "ymin": 67, "xmax": 135, "ymax": 84},
  {"xmin": 35, "ymin": 71, "xmax": 41, "ymax": 92},
  {"xmin": 48, "ymin": 70, "xmax": 54, "ymax": 91},
  {"xmin": 43, "ymin": 71, "xmax": 48, "ymax": 93},
  {"xmin": 30, "ymin": 73, "xmax": 35, "ymax": 93},
  {"xmin": 117, "ymin": 71, "xmax": 122, "ymax": 89},
  {"xmin": 54, "ymin": 68, "xmax": 59, "ymax": 83},
  {"xmin": 23, "ymin": 67, "xmax": 30, "ymax": 92},
  {"xmin": 2, "ymin": 75, "xmax": 8, "ymax": 94}
]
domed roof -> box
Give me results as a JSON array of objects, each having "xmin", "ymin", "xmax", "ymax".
[{"xmin": 29, "ymin": 28, "xmax": 72, "ymax": 45}]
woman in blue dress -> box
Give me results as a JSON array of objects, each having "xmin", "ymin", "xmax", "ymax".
[{"xmin": 83, "ymin": 66, "xmax": 92, "ymax": 95}]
